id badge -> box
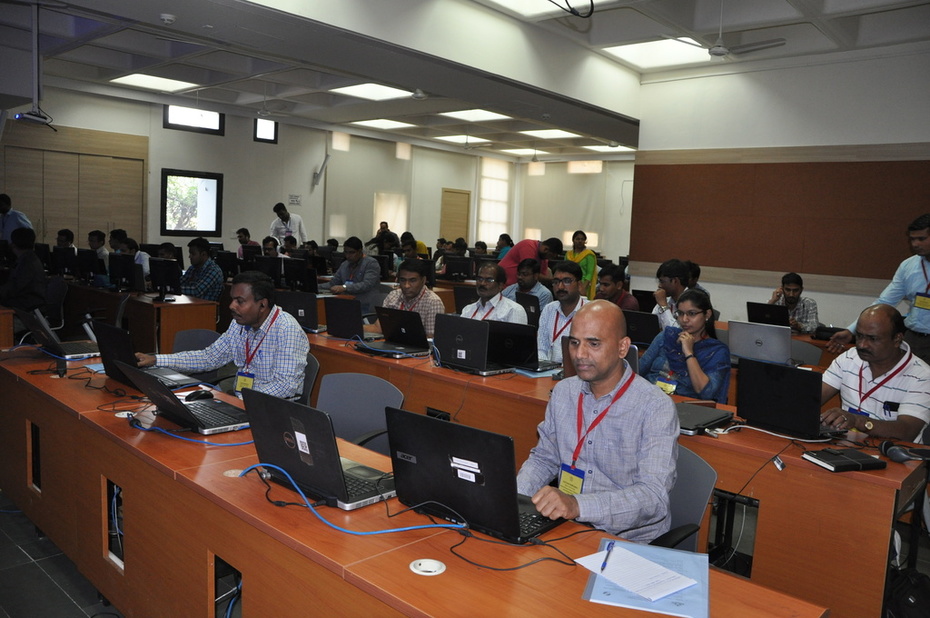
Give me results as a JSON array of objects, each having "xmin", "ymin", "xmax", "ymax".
[
  {"xmin": 915, "ymin": 293, "xmax": 930, "ymax": 310},
  {"xmin": 656, "ymin": 377, "xmax": 678, "ymax": 396},
  {"xmin": 558, "ymin": 463, "xmax": 585, "ymax": 496},
  {"xmin": 234, "ymin": 371, "xmax": 255, "ymax": 395}
]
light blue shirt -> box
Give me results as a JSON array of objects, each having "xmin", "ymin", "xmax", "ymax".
[
  {"xmin": 537, "ymin": 297, "xmax": 586, "ymax": 362},
  {"xmin": 850, "ymin": 255, "xmax": 930, "ymax": 334},
  {"xmin": 502, "ymin": 280, "xmax": 553, "ymax": 307},
  {"xmin": 0, "ymin": 210, "xmax": 33, "ymax": 242}
]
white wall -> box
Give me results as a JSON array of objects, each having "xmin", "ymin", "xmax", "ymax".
[{"xmin": 409, "ymin": 147, "xmax": 478, "ymax": 246}]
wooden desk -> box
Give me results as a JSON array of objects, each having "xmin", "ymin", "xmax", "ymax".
[{"xmin": 0, "ymin": 306, "xmax": 14, "ymax": 347}]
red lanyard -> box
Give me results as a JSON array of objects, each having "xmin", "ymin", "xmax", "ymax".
[
  {"xmin": 402, "ymin": 287, "xmax": 426, "ymax": 313},
  {"xmin": 858, "ymin": 351, "xmax": 911, "ymax": 408},
  {"xmin": 922, "ymin": 261, "xmax": 930, "ymax": 293},
  {"xmin": 552, "ymin": 299, "xmax": 584, "ymax": 342},
  {"xmin": 245, "ymin": 308, "xmax": 280, "ymax": 370},
  {"xmin": 471, "ymin": 294, "xmax": 501, "ymax": 320},
  {"xmin": 572, "ymin": 369, "xmax": 635, "ymax": 467}
]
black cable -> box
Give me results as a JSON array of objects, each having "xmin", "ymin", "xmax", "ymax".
[
  {"xmin": 447, "ymin": 530, "xmax": 577, "ymax": 570},
  {"xmin": 545, "ymin": 0, "xmax": 594, "ymax": 18},
  {"xmin": 732, "ymin": 440, "xmax": 795, "ymax": 499}
]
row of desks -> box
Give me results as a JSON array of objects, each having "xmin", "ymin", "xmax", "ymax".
[{"xmin": 0, "ymin": 350, "xmax": 828, "ymax": 617}]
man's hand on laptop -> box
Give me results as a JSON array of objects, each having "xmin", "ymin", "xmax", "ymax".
[
  {"xmin": 827, "ymin": 329, "xmax": 854, "ymax": 354},
  {"xmin": 135, "ymin": 353, "xmax": 156, "ymax": 367},
  {"xmin": 531, "ymin": 486, "xmax": 579, "ymax": 521}
]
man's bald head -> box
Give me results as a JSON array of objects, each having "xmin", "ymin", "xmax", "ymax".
[
  {"xmin": 569, "ymin": 300, "xmax": 631, "ymax": 396},
  {"xmin": 574, "ymin": 299, "xmax": 627, "ymax": 340},
  {"xmin": 859, "ymin": 304, "xmax": 905, "ymax": 336}
]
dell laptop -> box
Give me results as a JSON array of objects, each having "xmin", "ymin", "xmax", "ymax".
[
  {"xmin": 746, "ymin": 301, "xmax": 790, "ymax": 327},
  {"xmin": 277, "ymin": 290, "xmax": 326, "ymax": 333},
  {"xmin": 433, "ymin": 313, "xmax": 514, "ymax": 376},
  {"xmin": 242, "ymin": 389, "xmax": 396, "ymax": 510},
  {"xmin": 623, "ymin": 310, "xmax": 662, "ymax": 347},
  {"xmin": 487, "ymin": 320, "xmax": 560, "ymax": 372},
  {"xmin": 676, "ymin": 401, "xmax": 733, "ymax": 436},
  {"xmin": 16, "ymin": 308, "xmax": 100, "ymax": 359},
  {"xmin": 115, "ymin": 361, "xmax": 249, "ymax": 435},
  {"xmin": 94, "ymin": 321, "xmax": 195, "ymax": 388},
  {"xmin": 355, "ymin": 306, "xmax": 431, "ymax": 358},
  {"xmin": 728, "ymin": 320, "xmax": 793, "ymax": 366},
  {"xmin": 452, "ymin": 286, "xmax": 479, "ymax": 314},
  {"xmin": 323, "ymin": 297, "xmax": 381, "ymax": 341},
  {"xmin": 386, "ymin": 406, "xmax": 564, "ymax": 544},
  {"xmin": 515, "ymin": 291, "xmax": 541, "ymax": 328}
]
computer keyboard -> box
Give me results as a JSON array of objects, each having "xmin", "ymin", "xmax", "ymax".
[
  {"xmin": 519, "ymin": 511, "xmax": 550, "ymax": 536},
  {"xmin": 344, "ymin": 475, "xmax": 378, "ymax": 497},
  {"xmin": 186, "ymin": 402, "xmax": 241, "ymax": 425},
  {"xmin": 61, "ymin": 341, "xmax": 99, "ymax": 354}
]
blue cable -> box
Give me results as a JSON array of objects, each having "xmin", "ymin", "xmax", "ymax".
[
  {"xmin": 130, "ymin": 421, "xmax": 253, "ymax": 446},
  {"xmin": 224, "ymin": 582, "xmax": 241, "ymax": 618},
  {"xmin": 239, "ymin": 463, "xmax": 466, "ymax": 535}
]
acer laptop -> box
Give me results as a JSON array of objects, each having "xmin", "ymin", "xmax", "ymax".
[
  {"xmin": 452, "ymin": 286, "xmax": 479, "ymax": 314},
  {"xmin": 487, "ymin": 320, "xmax": 560, "ymax": 372},
  {"xmin": 16, "ymin": 308, "xmax": 100, "ymax": 359},
  {"xmin": 93, "ymin": 321, "xmax": 195, "ymax": 388},
  {"xmin": 115, "ymin": 361, "xmax": 249, "ymax": 435},
  {"xmin": 515, "ymin": 291, "xmax": 541, "ymax": 328},
  {"xmin": 737, "ymin": 358, "xmax": 844, "ymax": 440},
  {"xmin": 386, "ymin": 406, "xmax": 564, "ymax": 544},
  {"xmin": 676, "ymin": 401, "xmax": 733, "ymax": 436},
  {"xmin": 746, "ymin": 301, "xmax": 790, "ymax": 327},
  {"xmin": 728, "ymin": 320, "xmax": 793, "ymax": 366},
  {"xmin": 623, "ymin": 310, "xmax": 662, "ymax": 347},
  {"xmin": 323, "ymin": 297, "xmax": 381, "ymax": 341},
  {"xmin": 433, "ymin": 313, "xmax": 514, "ymax": 376},
  {"xmin": 277, "ymin": 291, "xmax": 326, "ymax": 333},
  {"xmin": 355, "ymin": 306, "xmax": 431, "ymax": 358},
  {"xmin": 242, "ymin": 389, "xmax": 396, "ymax": 510}
]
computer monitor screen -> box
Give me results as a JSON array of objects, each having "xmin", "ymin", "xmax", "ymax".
[
  {"xmin": 52, "ymin": 246, "xmax": 78, "ymax": 275},
  {"xmin": 34, "ymin": 243, "xmax": 51, "ymax": 271},
  {"xmin": 149, "ymin": 257, "xmax": 182, "ymax": 300},
  {"xmin": 109, "ymin": 253, "xmax": 137, "ymax": 290},
  {"xmin": 213, "ymin": 251, "xmax": 240, "ymax": 280},
  {"xmin": 442, "ymin": 256, "xmax": 473, "ymax": 280},
  {"xmin": 208, "ymin": 241, "xmax": 225, "ymax": 255},
  {"xmin": 282, "ymin": 258, "xmax": 316, "ymax": 292},
  {"xmin": 76, "ymin": 248, "xmax": 102, "ymax": 280},
  {"xmin": 252, "ymin": 255, "xmax": 283, "ymax": 287},
  {"xmin": 241, "ymin": 244, "xmax": 261, "ymax": 264}
]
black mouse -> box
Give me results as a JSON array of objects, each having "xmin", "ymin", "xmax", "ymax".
[{"xmin": 185, "ymin": 390, "xmax": 214, "ymax": 402}]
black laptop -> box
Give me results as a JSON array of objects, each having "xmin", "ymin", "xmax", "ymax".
[
  {"xmin": 115, "ymin": 361, "xmax": 249, "ymax": 435},
  {"xmin": 242, "ymin": 389, "xmax": 396, "ymax": 510},
  {"xmin": 623, "ymin": 310, "xmax": 662, "ymax": 347},
  {"xmin": 385, "ymin": 407, "xmax": 564, "ymax": 544},
  {"xmin": 323, "ymin": 297, "xmax": 381, "ymax": 341},
  {"xmin": 93, "ymin": 321, "xmax": 195, "ymax": 388},
  {"xmin": 737, "ymin": 358, "xmax": 843, "ymax": 440},
  {"xmin": 746, "ymin": 301, "xmax": 790, "ymax": 327},
  {"xmin": 676, "ymin": 401, "xmax": 733, "ymax": 436},
  {"xmin": 355, "ymin": 306, "xmax": 431, "ymax": 358},
  {"xmin": 487, "ymin": 320, "xmax": 560, "ymax": 372},
  {"xmin": 16, "ymin": 308, "xmax": 100, "ymax": 359},
  {"xmin": 515, "ymin": 291, "xmax": 541, "ymax": 328},
  {"xmin": 433, "ymin": 314, "xmax": 514, "ymax": 376},
  {"xmin": 452, "ymin": 286, "xmax": 479, "ymax": 314},
  {"xmin": 277, "ymin": 291, "xmax": 326, "ymax": 333}
]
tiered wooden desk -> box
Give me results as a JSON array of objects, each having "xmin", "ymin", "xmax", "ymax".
[{"xmin": 0, "ymin": 306, "xmax": 13, "ymax": 346}]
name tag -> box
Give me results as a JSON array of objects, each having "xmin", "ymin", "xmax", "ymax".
[
  {"xmin": 558, "ymin": 463, "xmax": 585, "ymax": 495},
  {"xmin": 235, "ymin": 371, "xmax": 255, "ymax": 395},
  {"xmin": 915, "ymin": 293, "xmax": 930, "ymax": 310}
]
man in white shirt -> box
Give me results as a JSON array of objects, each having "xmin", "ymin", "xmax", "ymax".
[
  {"xmin": 119, "ymin": 238, "xmax": 150, "ymax": 277},
  {"xmin": 461, "ymin": 262, "xmax": 527, "ymax": 324},
  {"xmin": 269, "ymin": 202, "xmax": 307, "ymax": 245},
  {"xmin": 652, "ymin": 259, "xmax": 690, "ymax": 329},
  {"xmin": 537, "ymin": 261, "xmax": 586, "ymax": 363}
]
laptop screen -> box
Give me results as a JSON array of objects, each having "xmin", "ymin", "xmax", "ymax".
[
  {"xmin": 737, "ymin": 358, "xmax": 824, "ymax": 438},
  {"xmin": 728, "ymin": 320, "xmax": 792, "ymax": 365}
]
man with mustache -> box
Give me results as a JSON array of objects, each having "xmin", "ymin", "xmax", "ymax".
[
  {"xmin": 537, "ymin": 261, "xmax": 586, "ymax": 364},
  {"xmin": 460, "ymin": 262, "xmax": 527, "ymax": 324},
  {"xmin": 820, "ymin": 304, "xmax": 930, "ymax": 441}
]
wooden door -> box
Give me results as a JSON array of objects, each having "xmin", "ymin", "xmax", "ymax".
[{"xmin": 439, "ymin": 188, "xmax": 470, "ymax": 243}]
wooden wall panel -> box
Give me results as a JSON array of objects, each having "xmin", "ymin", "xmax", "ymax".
[
  {"xmin": 43, "ymin": 151, "xmax": 80, "ymax": 246},
  {"xmin": 107, "ymin": 158, "xmax": 145, "ymax": 241}
]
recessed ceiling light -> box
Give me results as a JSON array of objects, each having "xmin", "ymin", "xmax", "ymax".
[
  {"xmin": 329, "ymin": 83, "xmax": 411, "ymax": 101},
  {"xmin": 520, "ymin": 129, "xmax": 580, "ymax": 139},
  {"xmin": 501, "ymin": 148, "xmax": 548, "ymax": 156},
  {"xmin": 584, "ymin": 145, "xmax": 636, "ymax": 153},
  {"xmin": 351, "ymin": 119, "xmax": 416, "ymax": 130},
  {"xmin": 436, "ymin": 135, "xmax": 490, "ymax": 144},
  {"xmin": 440, "ymin": 109, "xmax": 512, "ymax": 122},
  {"xmin": 110, "ymin": 74, "xmax": 198, "ymax": 92},
  {"xmin": 603, "ymin": 38, "xmax": 710, "ymax": 70}
]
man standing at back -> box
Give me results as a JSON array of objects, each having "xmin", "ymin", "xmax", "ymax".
[
  {"xmin": 537, "ymin": 261, "xmax": 586, "ymax": 363},
  {"xmin": 269, "ymin": 202, "xmax": 307, "ymax": 246},
  {"xmin": 0, "ymin": 194, "xmax": 33, "ymax": 243},
  {"xmin": 181, "ymin": 237, "xmax": 224, "ymax": 302},
  {"xmin": 517, "ymin": 300, "xmax": 678, "ymax": 541},
  {"xmin": 498, "ymin": 237, "xmax": 563, "ymax": 287}
]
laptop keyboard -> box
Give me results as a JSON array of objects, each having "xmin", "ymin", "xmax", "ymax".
[
  {"xmin": 519, "ymin": 511, "xmax": 551, "ymax": 537},
  {"xmin": 344, "ymin": 474, "xmax": 379, "ymax": 498},
  {"xmin": 186, "ymin": 402, "xmax": 242, "ymax": 426},
  {"xmin": 61, "ymin": 341, "xmax": 99, "ymax": 354}
]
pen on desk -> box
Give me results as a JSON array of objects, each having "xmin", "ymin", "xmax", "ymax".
[{"xmin": 600, "ymin": 540, "xmax": 615, "ymax": 572}]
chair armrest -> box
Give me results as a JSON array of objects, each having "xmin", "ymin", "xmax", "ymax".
[
  {"xmin": 352, "ymin": 429, "xmax": 388, "ymax": 447},
  {"xmin": 649, "ymin": 523, "xmax": 700, "ymax": 549}
]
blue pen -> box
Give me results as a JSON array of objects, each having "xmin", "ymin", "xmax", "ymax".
[{"xmin": 600, "ymin": 540, "xmax": 615, "ymax": 572}]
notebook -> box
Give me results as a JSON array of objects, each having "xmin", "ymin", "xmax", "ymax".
[
  {"xmin": 623, "ymin": 310, "xmax": 662, "ymax": 347},
  {"xmin": 93, "ymin": 321, "xmax": 195, "ymax": 388},
  {"xmin": 452, "ymin": 286, "xmax": 479, "ymax": 314},
  {"xmin": 487, "ymin": 320, "xmax": 560, "ymax": 372},
  {"xmin": 16, "ymin": 308, "xmax": 100, "ymax": 359},
  {"xmin": 277, "ymin": 291, "xmax": 326, "ymax": 333},
  {"xmin": 746, "ymin": 301, "xmax": 790, "ymax": 327},
  {"xmin": 323, "ymin": 297, "xmax": 381, "ymax": 341},
  {"xmin": 385, "ymin": 406, "xmax": 564, "ymax": 544},
  {"xmin": 736, "ymin": 358, "xmax": 844, "ymax": 440},
  {"xmin": 115, "ymin": 361, "xmax": 249, "ymax": 435},
  {"xmin": 728, "ymin": 320, "xmax": 793, "ymax": 365},
  {"xmin": 241, "ymin": 389, "xmax": 396, "ymax": 510},
  {"xmin": 433, "ymin": 313, "xmax": 514, "ymax": 376},
  {"xmin": 356, "ymin": 306, "xmax": 431, "ymax": 358},
  {"xmin": 676, "ymin": 401, "xmax": 733, "ymax": 436},
  {"xmin": 515, "ymin": 291, "xmax": 541, "ymax": 328}
]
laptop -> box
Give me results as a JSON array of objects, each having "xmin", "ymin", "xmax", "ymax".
[
  {"xmin": 737, "ymin": 358, "xmax": 844, "ymax": 439},
  {"xmin": 623, "ymin": 310, "xmax": 662, "ymax": 347},
  {"xmin": 452, "ymin": 286, "xmax": 479, "ymax": 314},
  {"xmin": 355, "ymin": 306, "xmax": 431, "ymax": 358},
  {"xmin": 93, "ymin": 321, "xmax": 196, "ymax": 388},
  {"xmin": 676, "ymin": 401, "xmax": 733, "ymax": 436},
  {"xmin": 515, "ymin": 291, "xmax": 541, "ymax": 328},
  {"xmin": 385, "ymin": 407, "xmax": 564, "ymax": 544},
  {"xmin": 16, "ymin": 308, "xmax": 100, "ymax": 359},
  {"xmin": 241, "ymin": 389, "xmax": 396, "ymax": 510},
  {"xmin": 323, "ymin": 297, "xmax": 381, "ymax": 341},
  {"xmin": 433, "ymin": 313, "xmax": 514, "ymax": 376},
  {"xmin": 728, "ymin": 320, "xmax": 793, "ymax": 365},
  {"xmin": 488, "ymin": 320, "xmax": 560, "ymax": 372},
  {"xmin": 631, "ymin": 289, "xmax": 657, "ymax": 313},
  {"xmin": 115, "ymin": 360, "xmax": 249, "ymax": 435},
  {"xmin": 277, "ymin": 291, "xmax": 326, "ymax": 333},
  {"xmin": 746, "ymin": 301, "xmax": 790, "ymax": 327}
]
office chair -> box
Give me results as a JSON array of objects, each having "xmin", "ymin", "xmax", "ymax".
[
  {"xmin": 790, "ymin": 339, "xmax": 823, "ymax": 366},
  {"xmin": 650, "ymin": 446, "xmax": 717, "ymax": 552},
  {"xmin": 172, "ymin": 328, "xmax": 227, "ymax": 384},
  {"xmin": 17, "ymin": 277, "xmax": 69, "ymax": 345},
  {"xmin": 315, "ymin": 372, "xmax": 404, "ymax": 456},
  {"xmin": 295, "ymin": 351, "xmax": 320, "ymax": 406}
]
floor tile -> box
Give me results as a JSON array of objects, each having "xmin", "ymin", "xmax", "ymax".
[
  {"xmin": 0, "ymin": 562, "xmax": 86, "ymax": 618},
  {"xmin": 38, "ymin": 554, "xmax": 102, "ymax": 610},
  {"xmin": 19, "ymin": 536, "xmax": 63, "ymax": 561},
  {"xmin": 0, "ymin": 545, "xmax": 31, "ymax": 571}
]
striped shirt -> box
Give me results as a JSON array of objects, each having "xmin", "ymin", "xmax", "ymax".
[
  {"xmin": 537, "ymin": 297, "xmax": 586, "ymax": 363},
  {"xmin": 382, "ymin": 287, "xmax": 445, "ymax": 337}
]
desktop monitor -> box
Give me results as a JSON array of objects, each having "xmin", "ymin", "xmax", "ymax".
[
  {"xmin": 149, "ymin": 257, "xmax": 182, "ymax": 301},
  {"xmin": 109, "ymin": 253, "xmax": 143, "ymax": 291},
  {"xmin": 34, "ymin": 243, "xmax": 51, "ymax": 271},
  {"xmin": 442, "ymin": 255, "xmax": 473, "ymax": 280},
  {"xmin": 372, "ymin": 254, "xmax": 392, "ymax": 280},
  {"xmin": 308, "ymin": 254, "xmax": 329, "ymax": 276},
  {"xmin": 282, "ymin": 258, "xmax": 317, "ymax": 292},
  {"xmin": 52, "ymin": 246, "xmax": 78, "ymax": 276},
  {"xmin": 213, "ymin": 251, "xmax": 240, "ymax": 280},
  {"xmin": 241, "ymin": 244, "xmax": 261, "ymax": 264},
  {"xmin": 252, "ymin": 255, "xmax": 283, "ymax": 287},
  {"xmin": 141, "ymin": 243, "xmax": 185, "ymax": 269},
  {"xmin": 76, "ymin": 248, "xmax": 102, "ymax": 281},
  {"xmin": 208, "ymin": 241, "xmax": 225, "ymax": 255}
]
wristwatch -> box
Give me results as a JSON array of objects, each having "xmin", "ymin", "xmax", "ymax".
[
  {"xmin": 657, "ymin": 305, "xmax": 668, "ymax": 313},
  {"xmin": 863, "ymin": 419, "xmax": 874, "ymax": 433}
]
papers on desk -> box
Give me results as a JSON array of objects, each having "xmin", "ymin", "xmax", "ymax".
[
  {"xmin": 85, "ymin": 362, "xmax": 105, "ymax": 373},
  {"xmin": 577, "ymin": 538, "xmax": 708, "ymax": 618}
]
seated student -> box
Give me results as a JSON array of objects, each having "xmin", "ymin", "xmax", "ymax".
[
  {"xmin": 280, "ymin": 235, "xmax": 299, "ymax": 256},
  {"xmin": 820, "ymin": 304, "xmax": 930, "ymax": 442},
  {"xmin": 56, "ymin": 228, "xmax": 77, "ymax": 252},
  {"xmin": 135, "ymin": 271, "xmax": 308, "ymax": 400},
  {"xmin": 381, "ymin": 259, "xmax": 445, "ymax": 337},
  {"xmin": 262, "ymin": 236, "xmax": 282, "ymax": 258},
  {"xmin": 435, "ymin": 238, "xmax": 467, "ymax": 277},
  {"xmin": 462, "ymin": 262, "xmax": 527, "ymax": 324},
  {"xmin": 156, "ymin": 242, "xmax": 177, "ymax": 260},
  {"xmin": 119, "ymin": 238, "xmax": 150, "ymax": 277},
  {"xmin": 640, "ymin": 289, "xmax": 731, "ymax": 404},
  {"xmin": 537, "ymin": 261, "xmax": 587, "ymax": 363},
  {"xmin": 502, "ymin": 258, "xmax": 553, "ymax": 307},
  {"xmin": 320, "ymin": 236, "xmax": 381, "ymax": 313},
  {"xmin": 767, "ymin": 272, "xmax": 820, "ymax": 334},
  {"xmin": 495, "ymin": 233, "xmax": 514, "ymax": 259},
  {"xmin": 400, "ymin": 231, "xmax": 428, "ymax": 258},
  {"xmin": 392, "ymin": 239, "xmax": 421, "ymax": 276},
  {"xmin": 596, "ymin": 264, "xmax": 639, "ymax": 311},
  {"xmin": 472, "ymin": 241, "xmax": 488, "ymax": 256},
  {"xmin": 686, "ymin": 261, "xmax": 710, "ymax": 299},
  {"xmin": 652, "ymin": 258, "xmax": 690, "ymax": 329},
  {"xmin": 516, "ymin": 301, "xmax": 678, "ymax": 542},
  {"xmin": 108, "ymin": 228, "xmax": 127, "ymax": 252},
  {"xmin": 180, "ymin": 237, "xmax": 224, "ymax": 302},
  {"xmin": 236, "ymin": 227, "xmax": 260, "ymax": 259},
  {"xmin": 0, "ymin": 227, "xmax": 47, "ymax": 333},
  {"xmin": 87, "ymin": 230, "xmax": 109, "ymax": 271}
]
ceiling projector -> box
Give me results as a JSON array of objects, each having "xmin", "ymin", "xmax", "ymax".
[{"xmin": 15, "ymin": 110, "xmax": 50, "ymax": 125}]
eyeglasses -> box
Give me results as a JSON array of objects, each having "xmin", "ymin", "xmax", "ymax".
[
  {"xmin": 552, "ymin": 277, "xmax": 577, "ymax": 287},
  {"xmin": 673, "ymin": 310, "xmax": 704, "ymax": 319},
  {"xmin": 475, "ymin": 276, "xmax": 496, "ymax": 284}
]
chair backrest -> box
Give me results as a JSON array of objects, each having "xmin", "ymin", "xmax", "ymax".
[
  {"xmin": 172, "ymin": 328, "xmax": 221, "ymax": 353},
  {"xmin": 315, "ymin": 372, "xmax": 404, "ymax": 456},
  {"xmin": 296, "ymin": 352, "xmax": 320, "ymax": 405},
  {"xmin": 667, "ymin": 446, "xmax": 717, "ymax": 552},
  {"xmin": 790, "ymin": 339, "xmax": 822, "ymax": 366},
  {"xmin": 44, "ymin": 276, "xmax": 69, "ymax": 329}
]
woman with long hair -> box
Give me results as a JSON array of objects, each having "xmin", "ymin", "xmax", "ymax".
[{"xmin": 565, "ymin": 230, "xmax": 597, "ymax": 300}]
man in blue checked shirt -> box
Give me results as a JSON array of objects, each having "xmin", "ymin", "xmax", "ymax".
[
  {"xmin": 180, "ymin": 237, "xmax": 224, "ymax": 302},
  {"xmin": 136, "ymin": 271, "xmax": 308, "ymax": 400}
]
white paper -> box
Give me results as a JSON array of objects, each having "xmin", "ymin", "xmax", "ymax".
[{"xmin": 576, "ymin": 545, "xmax": 697, "ymax": 602}]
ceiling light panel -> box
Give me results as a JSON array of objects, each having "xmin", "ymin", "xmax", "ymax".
[
  {"xmin": 603, "ymin": 38, "xmax": 711, "ymax": 70},
  {"xmin": 436, "ymin": 135, "xmax": 491, "ymax": 144},
  {"xmin": 439, "ymin": 109, "xmax": 512, "ymax": 122},
  {"xmin": 329, "ymin": 83, "xmax": 411, "ymax": 100},
  {"xmin": 351, "ymin": 119, "xmax": 416, "ymax": 130},
  {"xmin": 520, "ymin": 129, "xmax": 581, "ymax": 139},
  {"xmin": 110, "ymin": 74, "xmax": 198, "ymax": 92}
]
